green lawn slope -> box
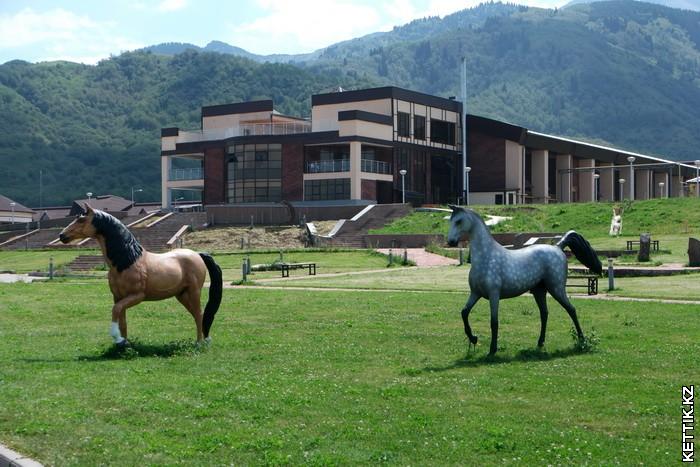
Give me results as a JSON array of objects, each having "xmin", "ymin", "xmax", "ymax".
[{"xmin": 372, "ymin": 198, "xmax": 700, "ymax": 238}]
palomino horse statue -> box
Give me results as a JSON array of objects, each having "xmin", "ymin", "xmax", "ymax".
[
  {"xmin": 59, "ymin": 205, "xmax": 223, "ymax": 347},
  {"xmin": 447, "ymin": 206, "xmax": 602, "ymax": 355}
]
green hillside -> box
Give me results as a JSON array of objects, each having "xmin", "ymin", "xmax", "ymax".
[
  {"xmin": 1, "ymin": 1, "xmax": 699, "ymax": 206},
  {"xmin": 373, "ymin": 198, "xmax": 700, "ymax": 238}
]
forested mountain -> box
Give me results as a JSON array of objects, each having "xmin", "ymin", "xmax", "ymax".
[
  {"xmin": 1, "ymin": 0, "xmax": 699, "ymax": 206},
  {"xmin": 566, "ymin": 0, "xmax": 700, "ymax": 11}
]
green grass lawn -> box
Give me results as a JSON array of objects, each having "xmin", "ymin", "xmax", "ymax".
[
  {"xmin": 1, "ymin": 281, "xmax": 698, "ymax": 465},
  {"xmin": 0, "ymin": 249, "xmax": 399, "ymax": 282},
  {"xmin": 373, "ymin": 198, "xmax": 700, "ymax": 238},
  {"xmin": 0, "ymin": 249, "xmax": 98, "ymax": 273},
  {"xmin": 213, "ymin": 249, "xmax": 399, "ymax": 282}
]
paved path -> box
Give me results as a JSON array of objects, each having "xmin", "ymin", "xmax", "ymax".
[
  {"xmin": 0, "ymin": 273, "xmax": 48, "ymax": 284},
  {"xmin": 375, "ymin": 248, "xmax": 459, "ymax": 267},
  {"xmin": 0, "ymin": 443, "xmax": 42, "ymax": 466}
]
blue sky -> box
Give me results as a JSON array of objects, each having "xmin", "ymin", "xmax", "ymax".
[{"xmin": 0, "ymin": 0, "xmax": 575, "ymax": 64}]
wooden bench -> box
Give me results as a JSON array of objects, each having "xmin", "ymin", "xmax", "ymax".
[
  {"xmin": 567, "ymin": 274, "xmax": 599, "ymax": 295},
  {"xmin": 626, "ymin": 239, "xmax": 659, "ymax": 251},
  {"xmin": 280, "ymin": 262, "xmax": 317, "ymax": 278}
]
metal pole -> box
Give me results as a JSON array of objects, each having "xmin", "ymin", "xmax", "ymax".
[
  {"xmin": 402, "ymin": 174, "xmax": 405, "ymax": 204},
  {"xmin": 241, "ymin": 261, "xmax": 247, "ymax": 282},
  {"xmin": 49, "ymin": 257, "xmax": 54, "ymax": 280},
  {"xmin": 461, "ymin": 56, "xmax": 468, "ymax": 203},
  {"xmin": 607, "ymin": 258, "xmax": 614, "ymax": 291}
]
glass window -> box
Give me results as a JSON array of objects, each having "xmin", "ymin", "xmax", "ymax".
[
  {"xmin": 304, "ymin": 179, "xmax": 350, "ymax": 201},
  {"xmin": 397, "ymin": 112, "xmax": 410, "ymax": 137},
  {"xmin": 414, "ymin": 115, "xmax": 426, "ymax": 140},
  {"xmin": 226, "ymin": 143, "xmax": 283, "ymax": 203},
  {"xmin": 430, "ymin": 119, "xmax": 456, "ymax": 145}
]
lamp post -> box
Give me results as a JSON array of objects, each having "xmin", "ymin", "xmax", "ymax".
[
  {"xmin": 131, "ymin": 187, "xmax": 143, "ymax": 206},
  {"xmin": 659, "ymin": 181, "xmax": 665, "ymax": 199},
  {"xmin": 86, "ymin": 192, "xmax": 93, "ymax": 201},
  {"xmin": 593, "ymin": 173, "xmax": 600, "ymax": 202},
  {"xmin": 619, "ymin": 178, "xmax": 625, "ymax": 202},
  {"xmin": 399, "ymin": 169, "xmax": 407, "ymax": 204},
  {"xmin": 627, "ymin": 156, "xmax": 635, "ymax": 200},
  {"xmin": 695, "ymin": 160, "xmax": 700, "ymax": 198},
  {"xmin": 464, "ymin": 166, "xmax": 471, "ymax": 206},
  {"xmin": 10, "ymin": 201, "xmax": 15, "ymax": 224}
]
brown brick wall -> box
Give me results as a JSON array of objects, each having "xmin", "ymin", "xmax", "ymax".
[
  {"xmin": 469, "ymin": 131, "xmax": 506, "ymax": 192},
  {"xmin": 204, "ymin": 146, "xmax": 226, "ymax": 204},
  {"xmin": 361, "ymin": 179, "xmax": 377, "ymax": 200},
  {"xmin": 282, "ymin": 143, "xmax": 304, "ymax": 201}
]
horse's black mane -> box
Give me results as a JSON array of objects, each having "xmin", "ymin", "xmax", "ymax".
[{"xmin": 91, "ymin": 210, "xmax": 143, "ymax": 272}]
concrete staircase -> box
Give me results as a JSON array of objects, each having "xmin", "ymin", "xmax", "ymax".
[
  {"xmin": 132, "ymin": 212, "xmax": 207, "ymax": 252},
  {"xmin": 65, "ymin": 255, "xmax": 106, "ymax": 271},
  {"xmin": 1, "ymin": 228, "xmax": 64, "ymax": 250},
  {"xmin": 330, "ymin": 204, "xmax": 412, "ymax": 248}
]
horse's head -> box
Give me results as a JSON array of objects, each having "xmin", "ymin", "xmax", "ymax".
[
  {"xmin": 447, "ymin": 205, "xmax": 480, "ymax": 247},
  {"xmin": 59, "ymin": 204, "xmax": 97, "ymax": 243}
]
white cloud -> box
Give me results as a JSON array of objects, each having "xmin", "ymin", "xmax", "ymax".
[
  {"xmin": 0, "ymin": 8, "xmax": 141, "ymax": 64},
  {"xmin": 231, "ymin": 0, "xmax": 384, "ymax": 54},
  {"xmin": 157, "ymin": 0, "xmax": 189, "ymax": 12}
]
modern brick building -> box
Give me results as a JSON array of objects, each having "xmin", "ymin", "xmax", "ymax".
[{"xmin": 161, "ymin": 86, "xmax": 696, "ymax": 209}]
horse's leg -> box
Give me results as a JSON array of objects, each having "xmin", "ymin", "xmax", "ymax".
[
  {"xmin": 549, "ymin": 285, "xmax": 584, "ymax": 340},
  {"xmin": 488, "ymin": 293, "xmax": 500, "ymax": 355},
  {"xmin": 111, "ymin": 293, "xmax": 144, "ymax": 345},
  {"xmin": 461, "ymin": 292, "xmax": 480, "ymax": 347},
  {"xmin": 176, "ymin": 288, "xmax": 204, "ymax": 343},
  {"xmin": 532, "ymin": 286, "xmax": 548, "ymax": 348},
  {"xmin": 118, "ymin": 309, "xmax": 128, "ymax": 340}
]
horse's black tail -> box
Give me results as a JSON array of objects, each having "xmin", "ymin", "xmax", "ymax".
[
  {"xmin": 199, "ymin": 253, "xmax": 223, "ymax": 338},
  {"xmin": 557, "ymin": 230, "xmax": 603, "ymax": 275}
]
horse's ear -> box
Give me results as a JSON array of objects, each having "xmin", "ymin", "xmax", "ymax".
[
  {"xmin": 84, "ymin": 203, "xmax": 94, "ymax": 215},
  {"xmin": 448, "ymin": 204, "xmax": 459, "ymax": 212}
]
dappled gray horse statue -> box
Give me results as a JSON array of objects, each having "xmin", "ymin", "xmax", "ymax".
[{"xmin": 447, "ymin": 206, "xmax": 602, "ymax": 355}]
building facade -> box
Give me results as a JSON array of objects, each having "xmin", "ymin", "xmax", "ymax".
[{"xmin": 161, "ymin": 86, "xmax": 696, "ymax": 208}]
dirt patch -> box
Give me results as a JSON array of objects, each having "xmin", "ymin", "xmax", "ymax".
[{"xmin": 183, "ymin": 226, "xmax": 307, "ymax": 251}]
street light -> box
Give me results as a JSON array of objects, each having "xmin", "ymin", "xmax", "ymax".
[
  {"xmin": 10, "ymin": 201, "xmax": 15, "ymax": 224},
  {"xmin": 399, "ymin": 169, "xmax": 407, "ymax": 204},
  {"xmin": 86, "ymin": 192, "xmax": 93, "ymax": 201},
  {"xmin": 593, "ymin": 173, "xmax": 600, "ymax": 202},
  {"xmin": 626, "ymin": 156, "xmax": 635, "ymax": 201},
  {"xmin": 659, "ymin": 181, "xmax": 665, "ymax": 199},
  {"xmin": 695, "ymin": 160, "xmax": 700, "ymax": 198},
  {"xmin": 131, "ymin": 187, "xmax": 143, "ymax": 206},
  {"xmin": 619, "ymin": 178, "xmax": 626, "ymax": 202},
  {"xmin": 465, "ymin": 166, "xmax": 471, "ymax": 206}
]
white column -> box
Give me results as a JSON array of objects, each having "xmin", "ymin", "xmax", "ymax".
[
  {"xmin": 505, "ymin": 141, "xmax": 524, "ymax": 198},
  {"xmin": 636, "ymin": 170, "xmax": 651, "ymax": 200},
  {"xmin": 598, "ymin": 162, "xmax": 614, "ymax": 202},
  {"xmin": 350, "ymin": 141, "xmax": 362, "ymax": 200},
  {"xmin": 578, "ymin": 159, "xmax": 596, "ymax": 202},
  {"xmin": 531, "ymin": 149, "xmax": 549, "ymax": 204},
  {"xmin": 555, "ymin": 154, "xmax": 572, "ymax": 202},
  {"xmin": 161, "ymin": 156, "xmax": 172, "ymax": 209},
  {"xmin": 672, "ymin": 174, "xmax": 683, "ymax": 198}
]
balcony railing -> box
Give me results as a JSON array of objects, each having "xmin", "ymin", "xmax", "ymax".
[
  {"xmin": 176, "ymin": 121, "xmax": 311, "ymax": 143},
  {"xmin": 169, "ymin": 167, "xmax": 203, "ymax": 181},
  {"xmin": 304, "ymin": 159, "xmax": 392, "ymax": 174},
  {"xmin": 305, "ymin": 159, "xmax": 350, "ymax": 173},
  {"xmin": 361, "ymin": 159, "xmax": 391, "ymax": 174}
]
